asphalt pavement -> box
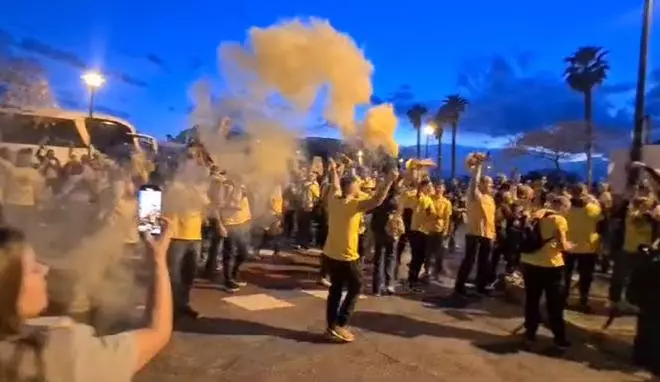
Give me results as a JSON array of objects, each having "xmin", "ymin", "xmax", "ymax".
[{"xmin": 133, "ymin": 248, "xmax": 657, "ymax": 382}]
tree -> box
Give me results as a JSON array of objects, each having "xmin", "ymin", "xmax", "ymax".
[
  {"xmin": 564, "ymin": 46, "xmax": 609, "ymax": 185},
  {"xmin": 0, "ymin": 50, "xmax": 56, "ymax": 109},
  {"xmin": 407, "ymin": 104, "xmax": 428, "ymax": 158},
  {"xmin": 442, "ymin": 94, "xmax": 468, "ymax": 179},
  {"xmin": 505, "ymin": 125, "xmax": 584, "ymax": 171},
  {"xmin": 505, "ymin": 122, "xmax": 620, "ymax": 172},
  {"xmin": 432, "ymin": 105, "xmax": 450, "ymax": 177}
]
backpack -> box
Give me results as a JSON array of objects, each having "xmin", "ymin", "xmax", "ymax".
[{"xmin": 519, "ymin": 212, "xmax": 555, "ymax": 253}]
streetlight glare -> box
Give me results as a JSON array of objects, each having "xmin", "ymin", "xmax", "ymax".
[
  {"xmin": 82, "ymin": 71, "xmax": 106, "ymax": 88},
  {"xmin": 423, "ymin": 124, "xmax": 435, "ymax": 136}
]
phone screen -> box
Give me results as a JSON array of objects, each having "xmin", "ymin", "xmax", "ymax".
[{"xmin": 138, "ymin": 185, "xmax": 163, "ymax": 235}]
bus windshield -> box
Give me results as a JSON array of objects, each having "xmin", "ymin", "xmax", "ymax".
[
  {"xmin": 0, "ymin": 112, "xmax": 86, "ymax": 147},
  {"xmin": 85, "ymin": 117, "xmax": 135, "ymax": 155}
]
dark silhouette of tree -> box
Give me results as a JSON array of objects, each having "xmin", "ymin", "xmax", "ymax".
[
  {"xmin": 407, "ymin": 104, "xmax": 428, "ymax": 158},
  {"xmin": 564, "ymin": 46, "xmax": 609, "ymax": 185},
  {"xmin": 442, "ymin": 95, "xmax": 468, "ymax": 178},
  {"xmin": 432, "ymin": 105, "xmax": 450, "ymax": 177}
]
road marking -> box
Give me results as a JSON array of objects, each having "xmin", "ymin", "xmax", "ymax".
[
  {"xmin": 222, "ymin": 293, "xmax": 295, "ymax": 311},
  {"xmin": 301, "ymin": 289, "xmax": 367, "ymax": 300}
]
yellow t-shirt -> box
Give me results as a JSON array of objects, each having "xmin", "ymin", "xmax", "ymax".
[
  {"xmin": 323, "ymin": 194, "xmax": 362, "ymax": 261},
  {"xmin": 521, "ymin": 209, "xmax": 567, "ymax": 268},
  {"xmin": 4, "ymin": 167, "xmax": 44, "ymax": 206},
  {"xmin": 466, "ymin": 193, "xmax": 496, "ymax": 239},
  {"xmin": 270, "ymin": 186, "xmax": 284, "ymax": 216},
  {"xmin": 222, "ymin": 195, "xmax": 251, "ymax": 226},
  {"xmin": 169, "ymin": 211, "xmax": 204, "ymax": 241},
  {"xmin": 566, "ymin": 202, "xmax": 602, "ymax": 254},
  {"xmin": 429, "ymin": 196, "xmax": 453, "ymax": 234},
  {"xmin": 400, "ymin": 189, "xmax": 418, "ymax": 210},
  {"xmin": 623, "ymin": 210, "xmax": 655, "ymax": 253},
  {"xmin": 411, "ymin": 194, "xmax": 435, "ymax": 234}
]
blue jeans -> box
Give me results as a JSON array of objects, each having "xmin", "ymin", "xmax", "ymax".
[
  {"xmin": 167, "ymin": 239, "xmax": 202, "ymax": 311},
  {"xmin": 372, "ymin": 231, "xmax": 396, "ymax": 293},
  {"xmin": 222, "ymin": 223, "xmax": 251, "ymax": 284}
]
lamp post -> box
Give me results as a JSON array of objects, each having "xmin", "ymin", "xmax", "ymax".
[
  {"xmin": 81, "ymin": 71, "xmax": 106, "ymax": 118},
  {"xmin": 423, "ymin": 124, "xmax": 434, "ymax": 158},
  {"xmin": 628, "ymin": 0, "xmax": 654, "ymax": 188}
]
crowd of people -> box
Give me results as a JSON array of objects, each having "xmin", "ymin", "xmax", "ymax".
[{"xmin": 0, "ymin": 139, "xmax": 660, "ymax": 380}]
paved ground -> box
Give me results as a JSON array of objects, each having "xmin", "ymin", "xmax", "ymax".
[{"xmin": 134, "ymin": 249, "xmax": 657, "ymax": 382}]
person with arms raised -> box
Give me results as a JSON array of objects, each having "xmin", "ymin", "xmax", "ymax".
[
  {"xmin": 323, "ymin": 158, "xmax": 397, "ymax": 343},
  {"xmin": 454, "ymin": 153, "xmax": 496, "ymax": 297}
]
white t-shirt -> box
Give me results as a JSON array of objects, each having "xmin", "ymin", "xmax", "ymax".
[{"xmin": 0, "ymin": 317, "xmax": 136, "ymax": 382}]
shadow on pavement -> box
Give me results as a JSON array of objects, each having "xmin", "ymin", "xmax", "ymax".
[
  {"xmin": 351, "ymin": 311, "xmax": 643, "ymax": 375},
  {"xmin": 175, "ymin": 317, "xmax": 328, "ymax": 344}
]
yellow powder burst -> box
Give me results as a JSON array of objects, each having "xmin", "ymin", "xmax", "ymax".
[
  {"xmin": 220, "ymin": 18, "xmax": 373, "ymax": 138},
  {"xmin": 362, "ymin": 103, "xmax": 399, "ymax": 157}
]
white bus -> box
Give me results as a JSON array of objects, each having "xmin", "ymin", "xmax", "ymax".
[{"xmin": 0, "ymin": 107, "xmax": 158, "ymax": 162}]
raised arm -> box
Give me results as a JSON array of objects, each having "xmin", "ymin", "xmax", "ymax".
[
  {"xmin": 357, "ymin": 168, "xmax": 398, "ymax": 213},
  {"xmin": 468, "ymin": 162, "xmax": 484, "ymax": 201}
]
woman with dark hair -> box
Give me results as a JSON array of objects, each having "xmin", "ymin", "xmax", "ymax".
[{"xmin": 0, "ymin": 225, "xmax": 173, "ymax": 381}]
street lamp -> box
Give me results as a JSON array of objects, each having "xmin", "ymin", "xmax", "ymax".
[
  {"xmin": 81, "ymin": 71, "xmax": 106, "ymax": 117},
  {"xmin": 628, "ymin": 0, "xmax": 654, "ymax": 188},
  {"xmin": 423, "ymin": 124, "xmax": 435, "ymax": 158}
]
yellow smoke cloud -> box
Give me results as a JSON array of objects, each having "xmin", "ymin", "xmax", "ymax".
[{"xmin": 361, "ymin": 103, "xmax": 399, "ymax": 157}]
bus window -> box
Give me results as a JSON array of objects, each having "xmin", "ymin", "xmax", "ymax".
[
  {"xmin": 85, "ymin": 118, "xmax": 135, "ymax": 155},
  {"xmin": 0, "ymin": 112, "xmax": 86, "ymax": 147}
]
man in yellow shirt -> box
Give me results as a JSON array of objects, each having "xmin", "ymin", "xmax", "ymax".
[
  {"xmin": 426, "ymin": 182, "xmax": 452, "ymax": 280},
  {"xmin": 323, "ymin": 159, "xmax": 397, "ymax": 343},
  {"xmin": 455, "ymin": 155, "xmax": 496, "ymax": 296},
  {"xmin": 220, "ymin": 177, "xmax": 252, "ymax": 292},
  {"xmin": 407, "ymin": 179, "xmax": 435, "ymax": 292},
  {"xmin": 563, "ymin": 184, "xmax": 602, "ymax": 312},
  {"xmin": 520, "ymin": 195, "xmax": 573, "ymax": 350},
  {"xmin": 165, "ymin": 179, "xmax": 211, "ymax": 320}
]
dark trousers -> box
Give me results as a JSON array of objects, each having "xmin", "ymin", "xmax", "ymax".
[
  {"xmin": 455, "ymin": 234, "xmax": 492, "ymax": 293},
  {"xmin": 634, "ymin": 309, "xmax": 660, "ymax": 376},
  {"xmin": 326, "ymin": 257, "xmax": 363, "ymax": 329},
  {"xmin": 425, "ymin": 232, "xmax": 446, "ymax": 275},
  {"xmin": 521, "ymin": 264, "xmax": 566, "ymax": 342},
  {"xmin": 372, "ymin": 231, "xmax": 396, "ymax": 293},
  {"xmin": 609, "ymin": 251, "xmax": 645, "ymax": 303},
  {"xmin": 314, "ymin": 208, "xmax": 328, "ymax": 247},
  {"xmin": 408, "ymin": 231, "xmax": 428, "ymax": 284},
  {"xmin": 283, "ymin": 210, "xmax": 295, "ymax": 238},
  {"xmin": 222, "ymin": 223, "xmax": 251, "ymax": 284},
  {"xmin": 562, "ymin": 253, "xmax": 597, "ymax": 304},
  {"xmin": 296, "ymin": 210, "xmax": 313, "ymax": 246},
  {"xmin": 320, "ymin": 254, "xmax": 329, "ymax": 279},
  {"xmin": 395, "ymin": 209, "xmax": 413, "ymax": 260},
  {"xmin": 204, "ymin": 218, "xmax": 224, "ymax": 277}
]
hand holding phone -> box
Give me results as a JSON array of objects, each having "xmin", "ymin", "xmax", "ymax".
[{"xmin": 138, "ymin": 185, "xmax": 163, "ymax": 235}]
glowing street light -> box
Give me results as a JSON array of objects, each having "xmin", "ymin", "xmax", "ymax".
[
  {"xmin": 423, "ymin": 124, "xmax": 435, "ymax": 158},
  {"xmin": 81, "ymin": 71, "xmax": 106, "ymax": 117}
]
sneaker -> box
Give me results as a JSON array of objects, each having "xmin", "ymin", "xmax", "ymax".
[
  {"xmin": 234, "ymin": 280, "xmax": 248, "ymax": 287},
  {"xmin": 385, "ymin": 285, "xmax": 396, "ymax": 295},
  {"xmin": 224, "ymin": 280, "xmax": 240, "ymax": 293},
  {"xmin": 318, "ymin": 278, "xmax": 332, "ymax": 287},
  {"xmin": 554, "ymin": 339, "xmax": 572, "ymax": 351},
  {"xmin": 333, "ymin": 326, "xmax": 355, "ymax": 343}
]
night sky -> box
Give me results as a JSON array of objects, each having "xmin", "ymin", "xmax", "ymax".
[{"xmin": 0, "ymin": 0, "xmax": 656, "ymax": 150}]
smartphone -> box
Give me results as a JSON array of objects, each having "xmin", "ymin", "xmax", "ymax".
[{"xmin": 138, "ymin": 185, "xmax": 163, "ymax": 235}]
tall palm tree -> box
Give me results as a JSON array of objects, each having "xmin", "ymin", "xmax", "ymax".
[
  {"xmin": 442, "ymin": 95, "xmax": 468, "ymax": 179},
  {"xmin": 432, "ymin": 105, "xmax": 449, "ymax": 177},
  {"xmin": 407, "ymin": 104, "xmax": 428, "ymax": 158},
  {"xmin": 564, "ymin": 46, "xmax": 609, "ymax": 185}
]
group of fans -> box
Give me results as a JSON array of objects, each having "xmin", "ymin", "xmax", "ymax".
[{"xmin": 1, "ymin": 138, "xmax": 660, "ymax": 378}]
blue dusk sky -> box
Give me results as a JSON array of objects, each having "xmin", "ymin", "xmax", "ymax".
[{"xmin": 1, "ymin": 0, "xmax": 658, "ymax": 149}]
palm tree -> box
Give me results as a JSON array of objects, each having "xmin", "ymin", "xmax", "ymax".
[
  {"xmin": 432, "ymin": 105, "xmax": 449, "ymax": 177},
  {"xmin": 564, "ymin": 46, "xmax": 609, "ymax": 185},
  {"xmin": 442, "ymin": 95, "xmax": 468, "ymax": 179},
  {"xmin": 407, "ymin": 104, "xmax": 428, "ymax": 158}
]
